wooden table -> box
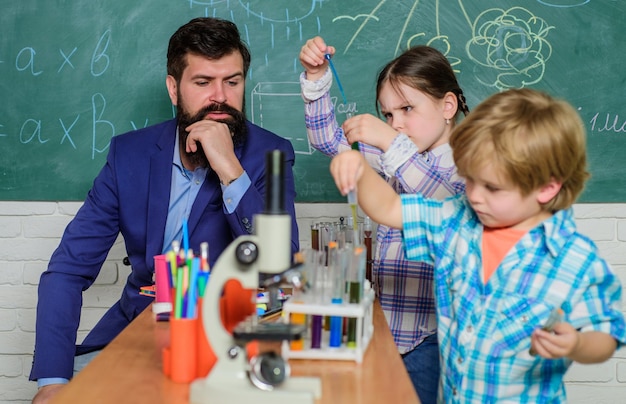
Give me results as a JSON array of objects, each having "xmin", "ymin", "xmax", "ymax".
[{"xmin": 53, "ymin": 300, "xmax": 420, "ymax": 404}]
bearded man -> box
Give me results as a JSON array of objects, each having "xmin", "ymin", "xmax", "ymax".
[{"xmin": 30, "ymin": 17, "xmax": 299, "ymax": 403}]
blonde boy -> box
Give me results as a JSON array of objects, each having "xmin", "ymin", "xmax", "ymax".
[{"xmin": 330, "ymin": 88, "xmax": 625, "ymax": 402}]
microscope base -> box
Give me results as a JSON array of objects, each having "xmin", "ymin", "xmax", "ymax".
[{"xmin": 189, "ymin": 375, "xmax": 321, "ymax": 404}]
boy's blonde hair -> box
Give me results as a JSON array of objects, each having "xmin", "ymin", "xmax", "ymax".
[{"xmin": 450, "ymin": 88, "xmax": 589, "ymax": 211}]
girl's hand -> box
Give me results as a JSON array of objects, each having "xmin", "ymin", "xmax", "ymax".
[
  {"xmin": 342, "ymin": 114, "xmax": 398, "ymax": 151},
  {"xmin": 299, "ymin": 36, "xmax": 335, "ymax": 81}
]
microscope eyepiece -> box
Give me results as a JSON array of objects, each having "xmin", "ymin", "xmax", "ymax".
[{"xmin": 264, "ymin": 150, "xmax": 286, "ymax": 215}]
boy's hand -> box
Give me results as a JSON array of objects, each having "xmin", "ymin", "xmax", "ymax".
[
  {"xmin": 330, "ymin": 150, "xmax": 366, "ymax": 196},
  {"xmin": 300, "ymin": 36, "xmax": 335, "ymax": 81},
  {"xmin": 530, "ymin": 321, "xmax": 580, "ymax": 359},
  {"xmin": 342, "ymin": 114, "xmax": 398, "ymax": 151}
]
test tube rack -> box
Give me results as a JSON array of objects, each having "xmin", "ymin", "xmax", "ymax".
[{"xmin": 280, "ymin": 286, "xmax": 375, "ymax": 363}]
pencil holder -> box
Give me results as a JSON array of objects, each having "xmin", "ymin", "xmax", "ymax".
[
  {"xmin": 169, "ymin": 317, "xmax": 198, "ymax": 383},
  {"xmin": 162, "ymin": 346, "xmax": 171, "ymax": 377}
]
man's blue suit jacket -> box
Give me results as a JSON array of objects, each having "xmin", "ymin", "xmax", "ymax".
[{"xmin": 29, "ymin": 118, "xmax": 299, "ymax": 381}]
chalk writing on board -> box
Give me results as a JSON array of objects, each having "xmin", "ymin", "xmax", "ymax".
[
  {"xmin": 91, "ymin": 93, "xmax": 115, "ymax": 159},
  {"xmin": 250, "ymin": 82, "xmax": 313, "ymax": 154},
  {"xmin": 294, "ymin": 173, "xmax": 327, "ymax": 198},
  {"xmin": 537, "ymin": 1, "xmax": 590, "ymax": 8},
  {"xmin": 332, "ymin": 0, "xmax": 383, "ymax": 55},
  {"xmin": 236, "ymin": 0, "xmax": 318, "ymax": 23},
  {"xmin": 330, "ymin": 2, "xmax": 554, "ymax": 93},
  {"xmin": 19, "ymin": 120, "xmax": 48, "ymax": 144},
  {"xmin": 15, "ymin": 93, "xmax": 112, "ymax": 158},
  {"xmin": 16, "ymin": 48, "xmax": 43, "ymax": 76},
  {"xmin": 57, "ymin": 47, "xmax": 77, "ymax": 73},
  {"xmin": 59, "ymin": 115, "xmax": 79, "ymax": 149},
  {"xmin": 250, "ymin": 81, "xmax": 357, "ymax": 156},
  {"xmin": 589, "ymin": 112, "xmax": 626, "ymax": 134},
  {"xmin": 2, "ymin": 0, "xmax": 625, "ymax": 202},
  {"xmin": 465, "ymin": 7, "xmax": 553, "ymax": 90},
  {"xmin": 13, "ymin": 31, "xmax": 113, "ymax": 78},
  {"xmin": 91, "ymin": 30, "xmax": 112, "ymax": 77}
]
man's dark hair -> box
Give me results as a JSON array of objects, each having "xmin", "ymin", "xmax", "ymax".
[{"xmin": 167, "ymin": 17, "xmax": 251, "ymax": 82}]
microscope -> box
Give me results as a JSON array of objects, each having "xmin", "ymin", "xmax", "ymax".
[{"xmin": 190, "ymin": 151, "xmax": 321, "ymax": 404}]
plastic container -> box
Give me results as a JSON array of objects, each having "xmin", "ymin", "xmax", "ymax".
[{"xmin": 281, "ymin": 284, "xmax": 374, "ymax": 363}]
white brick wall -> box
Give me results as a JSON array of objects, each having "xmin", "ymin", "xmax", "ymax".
[{"xmin": 1, "ymin": 202, "xmax": 625, "ymax": 402}]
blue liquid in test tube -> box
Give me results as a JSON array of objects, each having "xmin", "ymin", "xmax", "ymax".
[{"xmin": 328, "ymin": 243, "xmax": 345, "ymax": 347}]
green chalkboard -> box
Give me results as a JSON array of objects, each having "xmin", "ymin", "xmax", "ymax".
[{"xmin": 2, "ymin": 1, "xmax": 625, "ymax": 202}]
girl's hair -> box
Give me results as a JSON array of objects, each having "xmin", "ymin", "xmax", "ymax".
[
  {"xmin": 450, "ymin": 88, "xmax": 590, "ymax": 211},
  {"xmin": 167, "ymin": 17, "xmax": 251, "ymax": 82},
  {"xmin": 375, "ymin": 46, "xmax": 469, "ymax": 119}
]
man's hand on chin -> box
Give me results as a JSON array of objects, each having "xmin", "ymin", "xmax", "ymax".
[{"xmin": 32, "ymin": 384, "xmax": 64, "ymax": 404}]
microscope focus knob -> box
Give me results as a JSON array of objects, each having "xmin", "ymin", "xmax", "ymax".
[
  {"xmin": 248, "ymin": 352, "xmax": 290, "ymax": 391},
  {"xmin": 235, "ymin": 241, "xmax": 258, "ymax": 265}
]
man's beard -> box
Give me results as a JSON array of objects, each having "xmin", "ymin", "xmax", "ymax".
[{"xmin": 177, "ymin": 101, "xmax": 248, "ymax": 168}]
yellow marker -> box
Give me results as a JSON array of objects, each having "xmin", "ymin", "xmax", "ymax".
[{"xmin": 166, "ymin": 250, "xmax": 178, "ymax": 277}]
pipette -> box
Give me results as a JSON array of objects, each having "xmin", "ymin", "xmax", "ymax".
[
  {"xmin": 325, "ymin": 53, "xmax": 359, "ymax": 151},
  {"xmin": 325, "ymin": 54, "xmax": 347, "ymax": 105}
]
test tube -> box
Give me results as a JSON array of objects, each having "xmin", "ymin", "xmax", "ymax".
[
  {"xmin": 347, "ymin": 192, "xmax": 359, "ymax": 246},
  {"xmin": 345, "ymin": 215, "xmax": 354, "ymax": 247},
  {"xmin": 336, "ymin": 219, "xmax": 347, "ymax": 249},
  {"xmin": 289, "ymin": 316, "xmax": 306, "ymax": 350},
  {"xmin": 311, "ymin": 223, "xmax": 319, "ymax": 251},
  {"xmin": 319, "ymin": 222, "xmax": 334, "ymax": 266},
  {"xmin": 320, "ymin": 224, "xmax": 336, "ymax": 331},
  {"xmin": 307, "ymin": 248, "xmax": 326, "ymax": 349},
  {"xmin": 328, "ymin": 244, "xmax": 345, "ymax": 347},
  {"xmin": 346, "ymin": 246, "xmax": 366, "ymax": 347},
  {"xmin": 289, "ymin": 250, "xmax": 318, "ymax": 351},
  {"xmin": 363, "ymin": 216, "xmax": 373, "ymax": 282}
]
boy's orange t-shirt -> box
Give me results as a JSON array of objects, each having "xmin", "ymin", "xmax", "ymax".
[{"xmin": 482, "ymin": 227, "xmax": 527, "ymax": 283}]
